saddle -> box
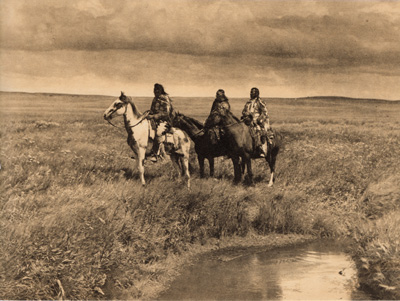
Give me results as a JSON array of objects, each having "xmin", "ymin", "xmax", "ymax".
[
  {"xmin": 207, "ymin": 126, "xmax": 224, "ymax": 145},
  {"xmin": 248, "ymin": 123, "xmax": 271, "ymax": 155}
]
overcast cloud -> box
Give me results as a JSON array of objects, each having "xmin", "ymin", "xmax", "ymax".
[{"xmin": 1, "ymin": 0, "xmax": 399, "ymax": 99}]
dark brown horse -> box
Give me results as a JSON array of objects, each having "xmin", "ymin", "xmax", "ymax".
[
  {"xmin": 172, "ymin": 113, "xmax": 230, "ymax": 178},
  {"xmin": 204, "ymin": 108, "xmax": 281, "ymax": 186}
]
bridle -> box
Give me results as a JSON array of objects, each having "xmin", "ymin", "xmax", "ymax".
[
  {"xmin": 104, "ymin": 101, "xmax": 126, "ymax": 129},
  {"xmin": 105, "ymin": 101, "xmax": 150, "ymax": 129},
  {"xmin": 106, "ymin": 117, "xmax": 122, "ymax": 129}
]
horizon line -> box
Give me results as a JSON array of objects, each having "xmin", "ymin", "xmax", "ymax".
[{"xmin": 0, "ymin": 90, "xmax": 399, "ymax": 102}]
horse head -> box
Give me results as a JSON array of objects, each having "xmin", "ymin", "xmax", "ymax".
[
  {"xmin": 103, "ymin": 97, "xmax": 126, "ymax": 120},
  {"xmin": 170, "ymin": 112, "xmax": 182, "ymax": 127}
]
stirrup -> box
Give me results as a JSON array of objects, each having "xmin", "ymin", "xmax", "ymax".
[
  {"xmin": 258, "ymin": 147, "xmax": 266, "ymax": 157},
  {"xmin": 174, "ymin": 147, "xmax": 184, "ymax": 155},
  {"xmin": 147, "ymin": 154, "xmax": 158, "ymax": 162}
]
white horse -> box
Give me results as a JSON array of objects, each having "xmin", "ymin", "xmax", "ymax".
[{"xmin": 103, "ymin": 92, "xmax": 191, "ymax": 188}]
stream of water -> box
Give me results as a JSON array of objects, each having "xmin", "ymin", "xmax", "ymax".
[{"xmin": 159, "ymin": 240, "xmax": 371, "ymax": 300}]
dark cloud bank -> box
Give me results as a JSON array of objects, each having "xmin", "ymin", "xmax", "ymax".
[{"xmin": 1, "ymin": 0, "xmax": 399, "ymax": 99}]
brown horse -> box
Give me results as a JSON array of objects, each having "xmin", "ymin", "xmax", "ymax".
[
  {"xmin": 172, "ymin": 113, "xmax": 230, "ymax": 178},
  {"xmin": 204, "ymin": 107, "xmax": 281, "ymax": 186}
]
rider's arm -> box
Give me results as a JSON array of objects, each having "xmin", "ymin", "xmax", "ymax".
[
  {"xmin": 256, "ymin": 99, "xmax": 269, "ymax": 124},
  {"xmin": 258, "ymin": 99, "xmax": 268, "ymax": 117}
]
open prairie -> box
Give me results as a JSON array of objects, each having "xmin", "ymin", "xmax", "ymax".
[{"xmin": 1, "ymin": 92, "xmax": 399, "ymax": 299}]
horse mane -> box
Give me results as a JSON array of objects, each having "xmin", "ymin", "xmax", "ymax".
[
  {"xmin": 176, "ymin": 113, "xmax": 204, "ymax": 129},
  {"xmin": 124, "ymin": 95, "xmax": 142, "ymax": 116},
  {"xmin": 224, "ymin": 109, "xmax": 241, "ymax": 123}
]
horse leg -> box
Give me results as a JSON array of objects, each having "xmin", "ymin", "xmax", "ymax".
[
  {"xmin": 266, "ymin": 148, "xmax": 277, "ymax": 187},
  {"xmin": 241, "ymin": 157, "xmax": 246, "ymax": 175},
  {"xmin": 137, "ymin": 149, "xmax": 146, "ymax": 186},
  {"xmin": 129, "ymin": 140, "xmax": 146, "ymax": 185},
  {"xmin": 245, "ymin": 157, "xmax": 253, "ymax": 185},
  {"xmin": 180, "ymin": 156, "xmax": 191, "ymax": 189},
  {"xmin": 231, "ymin": 156, "xmax": 242, "ymax": 184},
  {"xmin": 198, "ymin": 155, "xmax": 205, "ymax": 178},
  {"xmin": 209, "ymin": 157, "xmax": 215, "ymax": 177},
  {"xmin": 169, "ymin": 154, "xmax": 182, "ymax": 178},
  {"xmin": 158, "ymin": 142, "xmax": 167, "ymax": 160}
]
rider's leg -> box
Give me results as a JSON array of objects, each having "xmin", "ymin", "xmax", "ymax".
[{"xmin": 148, "ymin": 125, "xmax": 163, "ymax": 162}]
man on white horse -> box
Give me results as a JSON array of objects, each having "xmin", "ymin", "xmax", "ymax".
[
  {"xmin": 146, "ymin": 83, "xmax": 183, "ymax": 161},
  {"xmin": 241, "ymin": 87, "xmax": 274, "ymax": 157},
  {"xmin": 121, "ymin": 83, "xmax": 183, "ymax": 162}
]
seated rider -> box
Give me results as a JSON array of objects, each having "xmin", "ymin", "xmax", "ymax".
[
  {"xmin": 204, "ymin": 89, "xmax": 231, "ymax": 142},
  {"xmin": 241, "ymin": 87, "xmax": 273, "ymax": 157},
  {"xmin": 146, "ymin": 83, "xmax": 183, "ymax": 160},
  {"xmin": 209, "ymin": 89, "xmax": 231, "ymax": 115}
]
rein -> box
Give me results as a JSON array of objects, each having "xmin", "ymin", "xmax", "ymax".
[
  {"xmin": 128, "ymin": 110, "xmax": 150, "ymax": 128},
  {"xmin": 192, "ymin": 128, "xmax": 205, "ymax": 137},
  {"xmin": 219, "ymin": 118, "xmax": 245, "ymax": 129},
  {"xmin": 106, "ymin": 118, "xmax": 122, "ymax": 129}
]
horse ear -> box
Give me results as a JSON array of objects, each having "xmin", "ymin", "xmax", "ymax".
[{"xmin": 120, "ymin": 91, "xmax": 127, "ymax": 101}]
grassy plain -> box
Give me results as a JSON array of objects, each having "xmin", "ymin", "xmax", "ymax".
[{"xmin": 1, "ymin": 92, "xmax": 399, "ymax": 299}]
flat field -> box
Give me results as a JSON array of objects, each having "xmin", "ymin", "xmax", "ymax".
[{"xmin": 1, "ymin": 92, "xmax": 399, "ymax": 299}]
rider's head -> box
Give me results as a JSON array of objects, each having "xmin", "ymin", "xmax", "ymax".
[
  {"xmin": 216, "ymin": 89, "xmax": 228, "ymax": 101},
  {"xmin": 250, "ymin": 87, "xmax": 259, "ymax": 99},
  {"xmin": 154, "ymin": 83, "xmax": 166, "ymax": 97}
]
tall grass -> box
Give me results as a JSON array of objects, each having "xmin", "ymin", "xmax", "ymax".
[{"xmin": 1, "ymin": 92, "xmax": 399, "ymax": 299}]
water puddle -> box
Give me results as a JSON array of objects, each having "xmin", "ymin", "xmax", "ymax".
[{"xmin": 159, "ymin": 240, "xmax": 371, "ymax": 300}]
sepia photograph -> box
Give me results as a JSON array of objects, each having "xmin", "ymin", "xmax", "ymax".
[{"xmin": 1, "ymin": 0, "xmax": 399, "ymax": 300}]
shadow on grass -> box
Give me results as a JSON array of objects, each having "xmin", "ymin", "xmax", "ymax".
[{"xmin": 121, "ymin": 167, "xmax": 159, "ymax": 181}]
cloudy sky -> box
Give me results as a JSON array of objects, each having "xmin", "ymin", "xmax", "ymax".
[{"xmin": 1, "ymin": 0, "xmax": 399, "ymax": 99}]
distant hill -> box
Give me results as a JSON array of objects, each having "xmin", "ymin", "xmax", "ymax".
[
  {"xmin": 1, "ymin": 91, "xmax": 399, "ymax": 103},
  {"xmin": 295, "ymin": 96, "xmax": 400, "ymax": 102}
]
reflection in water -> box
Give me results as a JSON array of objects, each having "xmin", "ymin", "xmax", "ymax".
[{"xmin": 159, "ymin": 240, "xmax": 371, "ymax": 300}]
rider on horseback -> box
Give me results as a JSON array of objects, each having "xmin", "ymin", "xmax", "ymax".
[
  {"xmin": 146, "ymin": 83, "xmax": 184, "ymax": 161},
  {"xmin": 241, "ymin": 87, "xmax": 274, "ymax": 157},
  {"xmin": 204, "ymin": 89, "xmax": 231, "ymax": 144},
  {"xmin": 209, "ymin": 89, "xmax": 231, "ymax": 113},
  {"xmin": 121, "ymin": 83, "xmax": 183, "ymax": 161}
]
